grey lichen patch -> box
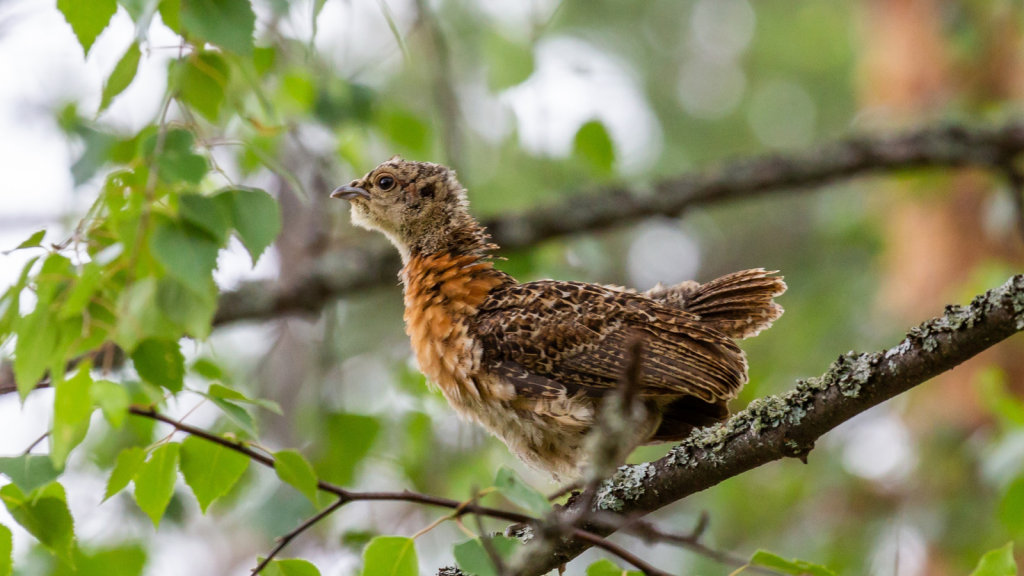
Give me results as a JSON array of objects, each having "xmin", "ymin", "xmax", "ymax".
[
  {"xmin": 1009, "ymin": 276, "xmax": 1024, "ymax": 329},
  {"xmin": 506, "ymin": 524, "xmax": 534, "ymax": 543},
  {"xmin": 595, "ymin": 462, "xmax": 655, "ymax": 511},
  {"xmin": 666, "ymin": 351, "xmax": 881, "ymax": 468},
  {"xmin": 891, "ymin": 275, "xmax": 1024, "ymax": 357}
]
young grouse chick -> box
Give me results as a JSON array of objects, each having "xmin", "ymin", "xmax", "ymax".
[{"xmin": 332, "ymin": 157, "xmax": 786, "ymax": 480}]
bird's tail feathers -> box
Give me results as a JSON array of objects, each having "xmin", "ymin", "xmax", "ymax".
[{"xmin": 645, "ymin": 268, "xmax": 786, "ymax": 340}]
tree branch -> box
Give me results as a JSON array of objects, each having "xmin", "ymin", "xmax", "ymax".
[
  {"xmin": 126, "ymin": 406, "xmax": 682, "ymax": 573},
  {"xmin": 513, "ymin": 274, "xmax": 1024, "ymax": 574},
  {"xmin": 251, "ymin": 496, "xmax": 347, "ymax": 574},
  {"xmin": 213, "ymin": 121, "xmax": 1024, "ymax": 326}
]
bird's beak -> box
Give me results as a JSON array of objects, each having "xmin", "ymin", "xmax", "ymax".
[{"xmin": 331, "ymin": 185, "xmax": 370, "ymax": 200}]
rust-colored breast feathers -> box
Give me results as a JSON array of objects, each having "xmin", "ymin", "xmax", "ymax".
[{"xmin": 402, "ymin": 253, "xmax": 505, "ymax": 400}]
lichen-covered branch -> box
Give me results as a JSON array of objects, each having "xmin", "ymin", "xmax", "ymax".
[
  {"xmin": 515, "ymin": 274, "xmax": 1024, "ymax": 574},
  {"xmin": 214, "ymin": 122, "xmax": 1024, "ymax": 326}
]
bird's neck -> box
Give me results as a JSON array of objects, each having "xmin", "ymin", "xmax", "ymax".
[
  {"xmin": 402, "ymin": 211, "xmax": 497, "ymax": 263},
  {"xmin": 400, "ymin": 215, "xmax": 512, "ymax": 309}
]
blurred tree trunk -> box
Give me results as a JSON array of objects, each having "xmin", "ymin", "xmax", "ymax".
[{"xmin": 859, "ymin": 0, "xmax": 1024, "ymax": 439}]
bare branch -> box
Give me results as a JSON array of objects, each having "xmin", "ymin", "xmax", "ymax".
[
  {"xmin": 413, "ymin": 0, "xmax": 463, "ymax": 170},
  {"xmin": 126, "ymin": 405, "xmax": 700, "ymax": 576},
  {"xmin": 251, "ymin": 496, "xmax": 347, "ymax": 575},
  {"xmin": 214, "ymin": 122, "xmax": 1024, "ymax": 326},
  {"xmin": 126, "ymin": 405, "xmax": 533, "ymax": 525}
]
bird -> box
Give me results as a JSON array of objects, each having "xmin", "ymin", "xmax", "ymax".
[{"xmin": 331, "ymin": 157, "xmax": 786, "ymax": 480}]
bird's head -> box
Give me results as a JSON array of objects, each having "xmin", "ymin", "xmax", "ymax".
[{"xmin": 331, "ymin": 157, "xmax": 488, "ymax": 261}]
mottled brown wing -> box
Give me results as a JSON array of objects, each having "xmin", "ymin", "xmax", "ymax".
[{"xmin": 473, "ymin": 281, "xmax": 748, "ymax": 402}]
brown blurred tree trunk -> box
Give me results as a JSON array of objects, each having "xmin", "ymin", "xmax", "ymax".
[{"xmin": 859, "ymin": 0, "xmax": 1024, "ymax": 445}]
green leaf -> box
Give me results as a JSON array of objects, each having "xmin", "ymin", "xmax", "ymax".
[
  {"xmin": 158, "ymin": 0, "xmax": 180, "ymax": 31},
  {"xmin": 115, "ymin": 278, "xmax": 184, "ymax": 351},
  {"xmin": 971, "ymin": 543, "xmax": 1017, "ymax": 576},
  {"xmin": 51, "ymin": 365, "xmax": 95, "ymax": 468},
  {"xmin": 0, "ymin": 483, "xmax": 75, "ymax": 566},
  {"xmin": 57, "ymin": 0, "xmax": 117, "ymax": 55},
  {"xmin": 208, "ymin": 396, "xmax": 259, "ymax": 438},
  {"xmin": 484, "ymin": 33, "xmax": 534, "ymax": 91},
  {"xmin": 71, "ymin": 127, "xmax": 117, "ymax": 185},
  {"xmin": 179, "ymin": 436, "xmax": 249, "ymax": 513},
  {"xmin": 104, "ymin": 447, "xmax": 147, "ymax": 502},
  {"xmin": 574, "ymin": 120, "xmax": 615, "ymax": 174},
  {"xmin": 0, "ymin": 523, "xmax": 11, "ymax": 576},
  {"xmin": 314, "ymin": 413, "xmax": 379, "ymax": 486},
  {"xmin": 363, "ymin": 536, "xmax": 417, "ymax": 576},
  {"xmin": 0, "ymin": 256, "xmax": 39, "ymax": 342},
  {"xmin": 979, "ymin": 367, "xmax": 1024, "ymax": 426},
  {"xmin": 253, "ymin": 46, "xmax": 276, "ymax": 76},
  {"xmin": 52, "ymin": 544, "xmax": 147, "ymax": 576},
  {"xmin": 172, "ymin": 52, "xmax": 230, "ymax": 121},
  {"xmin": 13, "ymin": 304, "xmax": 59, "ymax": 400},
  {"xmin": 377, "ymin": 108, "xmax": 430, "ymax": 154},
  {"xmin": 5, "ymin": 229, "xmax": 45, "ymax": 252},
  {"xmin": 224, "ymin": 188, "xmax": 281, "ymax": 263},
  {"xmin": 151, "ymin": 217, "xmax": 219, "ymax": 293},
  {"xmin": 91, "ymin": 380, "xmax": 131, "ymax": 428},
  {"xmin": 144, "ymin": 129, "xmax": 208, "ymax": 184},
  {"xmin": 100, "ymin": 42, "xmax": 142, "ymax": 112},
  {"xmin": 586, "ymin": 559, "xmax": 641, "ymax": 576},
  {"xmin": 133, "ymin": 442, "xmax": 181, "ymax": 527},
  {"xmin": 131, "ymin": 338, "xmax": 185, "ymax": 392},
  {"xmin": 750, "ymin": 550, "xmax": 837, "ymax": 576},
  {"xmin": 191, "ymin": 358, "xmax": 224, "ymax": 380},
  {"xmin": 156, "ymin": 277, "xmax": 217, "ymax": 339},
  {"xmin": 1002, "ymin": 477, "xmax": 1024, "ymax": 537},
  {"xmin": 453, "ymin": 536, "xmax": 520, "ymax": 576},
  {"xmin": 60, "ymin": 262, "xmax": 103, "ymax": 319},
  {"xmin": 34, "ymin": 254, "xmax": 74, "ymax": 306},
  {"xmin": 262, "ymin": 558, "xmax": 321, "ymax": 576},
  {"xmin": 207, "ymin": 383, "xmax": 282, "ymax": 414},
  {"xmin": 180, "ymin": 0, "xmax": 256, "ymax": 56},
  {"xmin": 117, "ymin": 0, "xmax": 151, "ymax": 20},
  {"xmin": 274, "ymin": 450, "xmax": 319, "ymax": 505},
  {"xmin": 0, "ymin": 456, "xmax": 61, "ymax": 494},
  {"xmin": 179, "ymin": 192, "xmax": 232, "ymax": 241},
  {"xmin": 493, "ymin": 466, "xmax": 550, "ymax": 516}
]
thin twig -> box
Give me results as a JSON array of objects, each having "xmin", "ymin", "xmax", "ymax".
[
  {"xmin": 473, "ymin": 512, "xmax": 508, "ymax": 576},
  {"xmin": 546, "ymin": 481, "xmax": 581, "ymax": 502},
  {"xmin": 570, "ymin": 530, "xmax": 673, "ymax": 576},
  {"xmin": 578, "ymin": 337, "xmax": 645, "ymax": 512},
  {"xmin": 251, "ymin": 496, "xmax": 347, "ymax": 575},
  {"xmin": 21, "ymin": 431, "xmax": 50, "ymax": 456},
  {"xmin": 510, "ymin": 339, "xmax": 648, "ymax": 575},
  {"xmin": 127, "ymin": 405, "xmax": 531, "ymax": 524},
  {"xmin": 413, "ymin": 488, "xmax": 494, "ymax": 539},
  {"xmin": 126, "ymin": 405, "xmax": 689, "ymax": 575},
  {"xmin": 412, "ymin": 0, "xmax": 462, "ymax": 170},
  {"xmin": 628, "ymin": 520, "xmax": 773, "ymax": 574}
]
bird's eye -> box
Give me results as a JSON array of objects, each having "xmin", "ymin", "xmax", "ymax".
[{"xmin": 377, "ymin": 175, "xmax": 396, "ymax": 191}]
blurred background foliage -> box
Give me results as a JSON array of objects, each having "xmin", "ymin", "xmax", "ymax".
[{"xmin": 0, "ymin": 0, "xmax": 1023, "ymax": 575}]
